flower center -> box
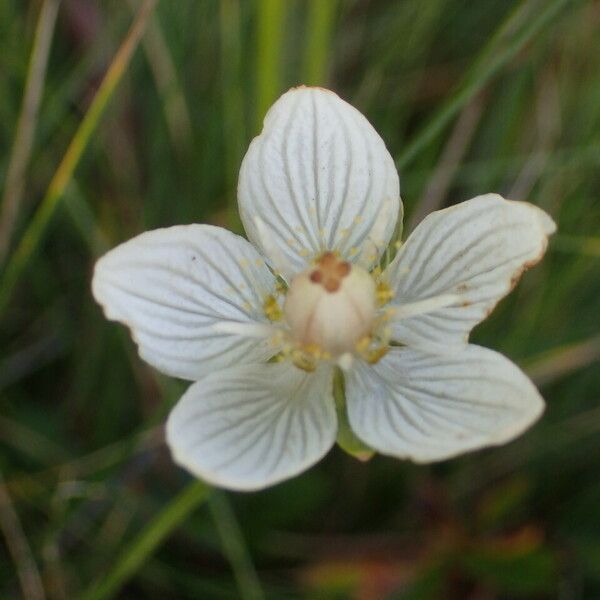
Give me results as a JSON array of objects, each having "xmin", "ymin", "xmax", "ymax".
[{"xmin": 283, "ymin": 252, "xmax": 377, "ymax": 357}]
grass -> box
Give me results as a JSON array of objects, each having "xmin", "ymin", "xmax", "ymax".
[{"xmin": 1, "ymin": 0, "xmax": 599, "ymax": 598}]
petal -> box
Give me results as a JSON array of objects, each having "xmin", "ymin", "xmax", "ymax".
[
  {"xmin": 92, "ymin": 225, "xmax": 279, "ymax": 381},
  {"xmin": 385, "ymin": 194, "xmax": 556, "ymax": 349},
  {"xmin": 238, "ymin": 86, "xmax": 401, "ymax": 277},
  {"xmin": 345, "ymin": 345, "xmax": 544, "ymax": 462},
  {"xmin": 166, "ymin": 363, "xmax": 336, "ymax": 491}
]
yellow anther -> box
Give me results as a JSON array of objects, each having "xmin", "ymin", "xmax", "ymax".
[
  {"xmin": 300, "ymin": 343, "xmax": 331, "ymax": 362},
  {"xmin": 289, "ymin": 343, "xmax": 331, "ymax": 372},
  {"xmin": 291, "ymin": 349, "xmax": 317, "ymax": 372},
  {"xmin": 355, "ymin": 336, "xmax": 371, "ymax": 354},
  {"xmin": 376, "ymin": 281, "xmax": 394, "ymax": 306},
  {"xmin": 364, "ymin": 345, "xmax": 389, "ymax": 364},
  {"xmin": 263, "ymin": 295, "xmax": 282, "ymax": 321},
  {"xmin": 355, "ymin": 335, "xmax": 389, "ymax": 365}
]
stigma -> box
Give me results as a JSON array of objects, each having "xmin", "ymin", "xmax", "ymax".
[{"xmin": 283, "ymin": 252, "xmax": 377, "ymax": 357}]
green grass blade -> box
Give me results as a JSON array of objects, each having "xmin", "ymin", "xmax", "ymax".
[
  {"xmin": 0, "ymin": 0, "xmax": 60, "ymax": 263},
  {"xmin": 551, "ymin": 233, "xmax": 600, "ymax": 257},
  {"xmin": 303, "ymin": 0, "xmax": 337, "ymax": 86},
  {"xmin": 0, "ymin": 0, "xmax": 158, "ymax": 315},
  {"xmin": 0, "ymin": 471, "xmax": 46, "ymax": 600},
  {"xmin": 220, "ymin": 0, "xmax": 245, "ymax": 232},
  {"xmin": 255, "ymin": 0, "xmax": 288, "ymax": 130},
  {"xmin": 208, "ymin": 492, "xmax": 265, "ymax": 600},
  {"xmin": 526, "ymin": 334, "xmax": 600, "ymax": 387},
  {"xmin": 396, "ymin": 0, "xmax": 574, "ymax": 170},
  {"xmin": 78, "ymin": 480, "xmax": 210, "ymax": 600},
  {"xmin": 128, "ymin": 0, "xmax": 193, "ymax": 155},
  {"xmin": 62, "ymin": 182, "xmax": 110, "ymax": 256}
]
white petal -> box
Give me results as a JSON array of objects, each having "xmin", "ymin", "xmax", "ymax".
[
  {"xmin": 345, "ymin": 345, "xmax": 543, "ymax": 462},
  {"xmin": 238, "ymin": 86, "xmax": 401, "ymax": 276},
  {"xmin": 385, "ymin": 194, "xmax": 556, "ymax": 348},
  {"xmin": 166, "ymin": 363, "xmax": 336, "ymax": 491},
  {"xmin": 390, "ymin": 294, "xmax": 461, "ymax": 320},
  {"xmin": 92, "ymin": 225, "xmax": 279, "ymax": 381}
]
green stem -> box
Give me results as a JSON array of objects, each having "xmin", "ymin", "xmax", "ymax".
[
  {"xmin": 334, "ymin": 369, "xmax": 374, "ymax": 461},
  {"xmin": 78, "ymin": 480, "xmax": 210, "ymax": 600}
]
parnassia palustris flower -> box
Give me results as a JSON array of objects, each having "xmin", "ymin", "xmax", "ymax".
[{"xmin": 92, "ymin": 87, "xmax": 556, "ymax": 491}]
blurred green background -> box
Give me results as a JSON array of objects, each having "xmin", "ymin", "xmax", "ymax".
[{"xmin": 1, "ymin": 0, "xmax": 599, "ymax": 598}]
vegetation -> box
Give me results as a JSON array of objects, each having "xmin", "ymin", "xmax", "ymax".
[{"xmin": 1, "ymin": 0, "xmax": 598, "ymax": 598}]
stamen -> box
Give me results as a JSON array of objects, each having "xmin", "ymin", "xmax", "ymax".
[
  {"xmin": 289, "ymin": 343, "xmax": 331, "ymax": 372},
  {"xmin": 365, "ymin": 346, "xmax": 389, "ymax": 364},
  {"xmin": 355, "ymin": 335, "xmax": 390, "ymax": 364},
  {"xmin": 291, "ymin": 351, "xmax": 317, "ymax": 372},
  {"xmin": 376, "ymin": 281, "xmax": 394, "ymax": 306},
  {"xmin": 263, "ymin": 294, "xmax": 282, "ymax": 321},
  {"xmin": 390, "ymin": 294, "xmax": 462, "ymax": 321},
  {"xmin": 275, "ymin": 279, "xmax": 288, "ymax": 294},
  {"xmin": 369, "ymin": 266, "xmax": 395, "ymax": 306}
]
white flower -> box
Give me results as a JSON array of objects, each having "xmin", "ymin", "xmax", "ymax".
[{"xmin": 92, "ymin": 86, "xmax": 556, "ymax": 491}]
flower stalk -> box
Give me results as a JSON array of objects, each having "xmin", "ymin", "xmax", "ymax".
[{"xmin": 333, "ymin": 369, "xmax": 374, "ymax": 462}]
